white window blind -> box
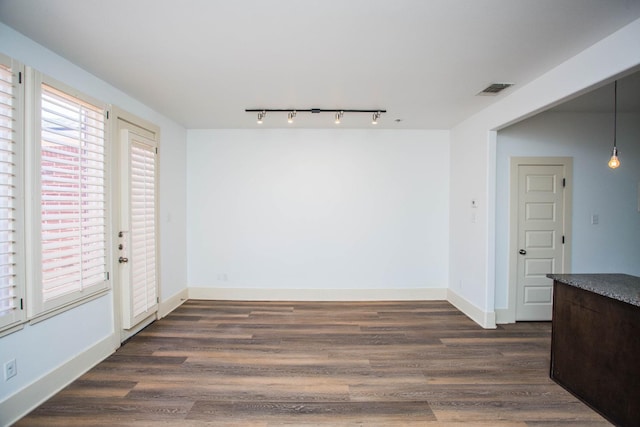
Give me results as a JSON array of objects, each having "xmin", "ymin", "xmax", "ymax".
[
  {"xmin": 0, "ymin": 60, "xmax": 20, "ymax": 328},
  {"xmin": 129, "ymin": 142, "xmax": 157, "ymax": 320},
  {"xmin": 40, "ymin": 83, "xmax": 107, "ymax": 305}
]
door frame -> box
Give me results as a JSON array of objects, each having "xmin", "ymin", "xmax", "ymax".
[
  {"xmin": 506, "ymin": 157, "xmax": 572, "ymax": 323},
  {"xmin": 110, "ymin": 106, "xmax": 161, "ymax": 344}
]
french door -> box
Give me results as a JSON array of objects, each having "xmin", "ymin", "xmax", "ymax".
[{"xmin": 119, "ymin": 129, "xmax": 158, "ymax": 330}]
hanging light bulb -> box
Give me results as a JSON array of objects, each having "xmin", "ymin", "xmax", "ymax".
[
  {"xmin": 608, "ymin": 81, "xmax": 620, "ymax": 169},
  {"xmin": 608, "ymin": 147, "xmax": 620, "ymax": 169}
]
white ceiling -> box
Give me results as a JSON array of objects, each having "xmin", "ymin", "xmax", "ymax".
[{"xmin": 1, "ymin": 0, "xmax": 640, "ymax": 129}]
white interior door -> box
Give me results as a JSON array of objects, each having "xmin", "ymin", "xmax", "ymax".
[
  {"xmin": 119, "ymin": 129, "xmax": 158, "ymax": 329},
  {"xmin": 515, "ymin": 164, "xmax": 568, "ymax": 321}
]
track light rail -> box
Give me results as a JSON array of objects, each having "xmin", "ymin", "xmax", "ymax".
[
  {"xmin": 247, "ymin": 108, "xmax": 387, "ymax": 125},
  {"xmin": 245, "ymin": 108, "xmax": 387, "ymax": 113}
]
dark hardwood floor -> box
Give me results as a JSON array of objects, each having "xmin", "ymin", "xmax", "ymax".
[{"xmin": 16, "ymin": 300, "xmax": 610, "ymax": 426}]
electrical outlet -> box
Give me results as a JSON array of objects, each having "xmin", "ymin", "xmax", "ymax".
[{"xmin": 4, "ymin": 359, "xmax": 17, "ymax": 381}]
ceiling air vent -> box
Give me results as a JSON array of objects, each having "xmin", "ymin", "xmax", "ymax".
[{"xmin": 477, "ymin": 83, "xmax": 513, "ymax": 96}]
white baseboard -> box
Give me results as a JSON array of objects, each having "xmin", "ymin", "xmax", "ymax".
[
  {"xmin": 447, "ymin": 289, "xmax": 497, "ymax": 329},
  {"xmin": 0, "ymin": 333, "xmax": 117, "ymax": 427},
  {"xmin": 188, "ymin": 287, "xmax": 448, "ymax": 301},
  {"xmin": 159, "ymin": 288, "xmax": 188, "ymax": 318},
  {"xmin": 495, "ymin": 308, "xmax": 515, "ymax": 324}
]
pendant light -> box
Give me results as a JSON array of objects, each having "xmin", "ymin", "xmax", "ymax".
[{"xmin": 608, "ymin": 81, "xmax": 620, "ymax": 169}]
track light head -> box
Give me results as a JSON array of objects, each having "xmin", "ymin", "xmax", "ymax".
[
  {"xmin": 287, "ymin": 111, "xmax": 296, "ymax": 124},
  {"xmin": 335, "ymin": 111, "xmax": 343, "ymax": 125},
  {"xmin": 372, "ymin": 111, "xmax": 381, "ymax": 125},
  {"xmin": 257, "ymin": 111, "xmax": 266, "ymax": 124}
]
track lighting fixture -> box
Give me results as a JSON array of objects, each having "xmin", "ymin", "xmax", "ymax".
[
  {"xmin": 608, "ymin": 81, "xmax": 620, "ymax": 169},
  {"xmin": 245, "ymin": 108, "xmax": 386, "ymax": 126}
]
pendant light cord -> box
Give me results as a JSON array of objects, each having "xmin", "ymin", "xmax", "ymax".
[{"xmin": 613, "ymin": 80, "xmax": 617, "ymax": 149}]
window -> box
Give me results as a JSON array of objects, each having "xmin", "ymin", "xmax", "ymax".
[
  {"xmin": 29, "ymin": 77, "xmax": 109, "ymax": 316},
  {"xmin": 0, "ymin": 60, "xmax": 112, "ymax": 332},
  {"xmin": 0, "ymin": 54, "xmax": 24, "ymax": 331}
]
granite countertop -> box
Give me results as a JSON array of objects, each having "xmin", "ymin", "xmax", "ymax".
[{"xmin": 547, "ymin": 273, "xmax": 640, "ymax": 307}]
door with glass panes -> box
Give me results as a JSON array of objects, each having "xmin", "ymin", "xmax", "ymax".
[{"xmin": 118, "ymin": 129, "xmax": 158, "ymax": 331}]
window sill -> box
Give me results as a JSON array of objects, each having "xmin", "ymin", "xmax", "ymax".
[
  {"xmin": 0, "ymin": 321, "xmax": 25, "ymax": 338},
  {"xmin": 29, "ymin": 288, "xmax": 111, "ymax": 326}
]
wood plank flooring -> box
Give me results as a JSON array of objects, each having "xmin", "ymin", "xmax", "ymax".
[{"xmin": 15, "ymin": 300, "xmax": 611, "ymax": 426}]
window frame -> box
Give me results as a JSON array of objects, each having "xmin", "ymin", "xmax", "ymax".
[
  {"xmin": 0, "ymin": 53, "xmax": 26, "ymax": 334},
  {"xmin": 25, "ymin": 70, "xmax": 112, "ymax": 319}
]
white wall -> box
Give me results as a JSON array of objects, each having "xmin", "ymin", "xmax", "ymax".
[
  {"xmin": 495, "ymin": 111, "xmax": 640, "ymax": 308},
  {"xmin": 0, "ymin": 23, "xmax": 187, "ymax": 423},
  {"xmin": 187, "ymin": 129, "xmax": 449, "ymax": 297},
  {"xmin": 158, "ymin": 122, "xmax": 188, "ymax": 304},
  {"xmin": 449, "ymin": 17, "xmax": 640, "ymax": 326}
]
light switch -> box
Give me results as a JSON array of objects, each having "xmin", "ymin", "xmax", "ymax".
[{"xmin": 591, "ymin": 214, "xmax": 599, "ymax": 225}]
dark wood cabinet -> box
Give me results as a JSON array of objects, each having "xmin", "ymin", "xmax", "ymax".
[{"xmin": 549, "ymin": 274, "xmax": 640, "ymax": 427}]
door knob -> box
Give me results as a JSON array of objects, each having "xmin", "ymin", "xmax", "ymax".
[
  {"xmin": 119, "ymin": 257, "xmax": 129, "ymax": 263},
  {"xmin": 519, "ymin": 249, "xmax": 527, "ymax": 255}
]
